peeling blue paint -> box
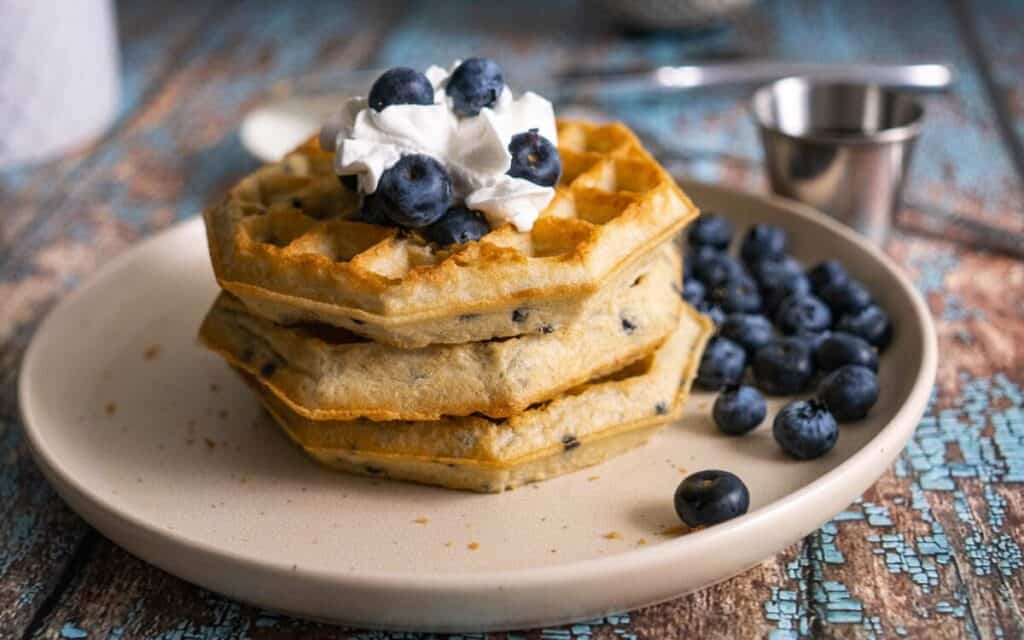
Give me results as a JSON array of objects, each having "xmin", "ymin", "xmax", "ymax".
[{"xmin": 61, "ymin": 622, "xmax": 89, "ymax": 639}]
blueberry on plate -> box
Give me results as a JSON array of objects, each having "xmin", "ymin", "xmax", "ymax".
[
  {"xmin": 695, "ymin": 302, "xmax": 726, "ymax": 327},
  {"xmin": 719, "ymin": 313, "xmax": 774, "ymax": 356},
  {"xmin": 818, "ymin": 364, "xmax": 880, "ymax": 422},
  {"xmin": 713, "ymin": 385, "xmax": 767, "ymax": 436},
  {"xmin": 507, "ymin": 129, "xmax": 561, "ymax": 187},
  {"xmin": 710, "ymin": 274, "xmax": 762, "ymax": 314},
  {"xmin": 446, "ymin": 57, "xmax": 504, "ymax": 117},
  {"xmin": 795, "ymin": 329, "xmax": 830, "ymax": 352},
  {"xmin": 366, "ymin": 154, "xmax": 453, "ymax": 228},
  {"xmin": 755, "ymin": 257, "xmax": 812, "ymax": 314},
  {"xmin": 820, "ymin": 277, "xmax": 873, "ymax": 316},
  {"xmin": 774, "ymin": 293, "xmax": 833, "ymax": 335},
  {"xmin": 836, "ymin": 304, "xmax": 892, "ymax": 350},
  {"xmin": 815, "ymin": 331, "xmax": 878, "ymax": 373},
  {"xmin": 696, "ymin": 336, "xmax": 747, "ymax": 390},
  {"xmin": 674, "ymin": 469, "xmax": 750, "ymax": 527},
  {"xmin": 753, "ymin": 337, "xmax": 815, "ymax": 395},
  {"xmin": 740, "ymin": 223, "xmax": 788, "ymax": 266},
  {"xmin": 687, "ymin": 213, "xmax": 733, "ymax": 251},
  {"xmin": 807, "ymin": 259, "xmax": 849, "ymax": 294},
  {"xmin": 773, "ymin": 399, "xmax": 839, "ymax": 459},
  {"xmin": 750, "ymin": 254, "xmax": 803, "ymax": 289},
  {"xmin": 423, "ymin": 206, "xmax": 491, "ymax": 245},
  {"xmin": 684, "ymin": 245, "xmax": 719, "ymax": 278},
  {"xmin": 682, "ymin": 277, "xmax": 706, "ymax": 306},
  {"xmin": 692, "ymin": 251, "xmax": 746, "ymax": 289},
  {"xmin": 368, "ymin": 67, "xmax": 435, "ymax": 112}
]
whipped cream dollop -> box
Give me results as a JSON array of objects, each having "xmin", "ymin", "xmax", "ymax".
[{"xmin": 319, "ymin": 62, "xmax": 558, "ymax": 232}]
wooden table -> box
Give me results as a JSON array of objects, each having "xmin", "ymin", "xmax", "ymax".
[{"xmin": 2, "ymin": 1, "xmax": 1022, "ymax": 637}]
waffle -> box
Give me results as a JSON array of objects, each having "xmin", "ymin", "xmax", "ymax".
[
  {"xmin": 200, "ymin": 246, "xmax": 682, "ymax": 421},
  {"xmin": 204, "ymin": 120, "xmax": 698, "ymax": 348},
  {"xmin": 249, "ymin": 305, "xmax": 712, "ymax": 492}
]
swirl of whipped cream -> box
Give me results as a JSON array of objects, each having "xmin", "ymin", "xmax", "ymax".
[{"xmin": 319, "ymin": 62, "xmax": 558, "ymax": 233}]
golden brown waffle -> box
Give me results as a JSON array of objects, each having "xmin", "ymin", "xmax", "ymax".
[
  {"xmin": 204, "ymin": 120, "xmax": 698, "ymax": 348},
  {"xmin": 200, "ymin": 246, "xmax": 682, "ymax": 421},
  {"xmin": 248, "ymin": 305, "xmax": 712, "ymax": 493}
]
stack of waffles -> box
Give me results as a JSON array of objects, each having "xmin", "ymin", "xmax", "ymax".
[{"xmin": 199, "ymin": 120, "xmax": 712, "ymax": 492}]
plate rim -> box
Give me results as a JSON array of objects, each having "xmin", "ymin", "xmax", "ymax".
[{"xmin": 18, "ymin": 181, "xmax": 938, "ymax": 621}]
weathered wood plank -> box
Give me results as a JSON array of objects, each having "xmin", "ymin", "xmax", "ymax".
[{"xmin": 956, "ymin": 0, "xmax": 1024, "ymax": 208}]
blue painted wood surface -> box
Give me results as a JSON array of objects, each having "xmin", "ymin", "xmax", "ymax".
[{"xmin": 0, "ymin": 0, "xmax": 1022, "ymax": 638}]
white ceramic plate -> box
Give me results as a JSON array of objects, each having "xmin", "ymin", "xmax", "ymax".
[{"xmin": 20, "ymin": 183, "xmax": 936, "ymax": 632}]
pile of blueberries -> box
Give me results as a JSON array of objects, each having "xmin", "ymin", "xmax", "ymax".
[
  {"xmin": 344, "ymin": 59, "xmax": 562, "ymax": 246},
  {"xmin": 673, "ymin": 214, "xmax": 892, "ymax": 528}
]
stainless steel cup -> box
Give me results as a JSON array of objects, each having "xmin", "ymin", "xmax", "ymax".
[{"xmin": 751, "ymin": 77, "xmax": 924, "ymax": 244}]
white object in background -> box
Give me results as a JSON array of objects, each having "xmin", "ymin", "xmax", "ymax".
[{"xmin": 0, "ymin": 0, "xmax": 120, "ymax": 169}]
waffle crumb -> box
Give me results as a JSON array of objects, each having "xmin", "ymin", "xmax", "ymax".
[
  {"xmin": 588, "ymin": 476, "xmax": 600, "ymax": 481},
  {"xmin": 659, "ymin": 525, "xmax": 692, "ymax": 537},
  {"xmin": 217, "ymin": 409, "xmax": 229, "ymax": 419},
  {"xmin": 468, "ymin": 542, "xmax": 480, "ymax": 551},
  {"xmin": 678, "ymin": 466, "xmax": 688, "ymax": 474},
  {"xmin": 209, "ymin": 383, "xmax": 220, "ymax": 392},
  {"xmin": 637, "ymin": 538, "xmax": 648, "ymax": 545},
  {"xmin": 143, "ymin": 345, "xmax": 161, "ymax": 360},
  {"xmin": 204, "ymin": 438, "xmax": 217, "ymax": 450},
  {"xmin": 603, "ymin": 531, "xmax": 624, "ymax": 540},
  {"xmin": 104, "ymin": 402, "xmax": 117, "ymax": 416},
  {"xmin": 413, "ymin": 517, "xmax": 429, "ymax": 525}
]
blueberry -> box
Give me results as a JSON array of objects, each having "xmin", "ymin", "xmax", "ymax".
[
  {"xmin": 818, "ymin": 364, "xmax": 880, "ymax": 422},
  {"xmin": 836, "ymin": 304, "xmax": 892, "ymax": 350},
  {"xmin": 695, "ymin": 302, "xmax": 726, "ymax": 327},
  {"xmin": 740, "ymin": 224, "xmax": 788, "ymax": 266},
  {"xmin": 356, "ymin": 194, "xmax": 394, "ymax": 226},
  {"xmin": 774, "ymin": 293, "xmax": 832, "ymax": 335},
  {"xmin": 674, "ymin": 470, "xmax": 750, "ymax": 527},
  {"xmin": 820, "ymin": 278, "xmax": 873, "ymax": 316},
  {"xmin": 423, "ymin": 206, "xmax": 490, "ymax": 245},
  {"xmin": 713, "ymin": 385, "xmax": 767, "ymax": 435},
  {"xmin": 795, "ymin": 330, "xmax": 831, "ymax": 352},
  {"xmin": 339, "ymin": 174, "xmax": 359, "ymax": 192},
  {"xmin": 692, "ymin": 251, "xmax": 745, "ymax": 289},
  {"xmin": 368, "ymin": 67, "xmax": 434, "ymax": 112},
  {"xmin": 687, "ymin": 213, "xmax": 733, "ymax": 251},
  {"xmin": 684, "ymin": 245, "xmax": 719, "ymax": 278},
  {"xmin": 366, "ymin": 154, "xmax": 452, "ymax": 228},
  {"xmin": 719, "ymin": 313, "xmax": 774, "ymax": 356},
  {"xmin": 696, "ymin": 336, "xmax": 747, "ymax": 390},
  {"xmin": 507, "ymin": 129, "xmax": 561, "ymax": 187},
  {"xmin": 815, "ymin": 331, "xmax": 878, "ymax": 373},
  {"xmin": 710, "ymin": 274, "xmax": 762, "ymax": 314},
  {"xmin": 753, "ymin": 337, "xmax": 815, "ymax": 395},
  {"xmin": 682, "ymin": 277, "xmax": 706, "ymax": 306},
  {"xmin": 754, "ymin": 256, "xmax": 812, "ymax": 313},
  {"xmin": 445, "ymin": 57, "xmax": 504, "ymax": 117},
  {"xmin": 807, "ymin": 259, "xmax": 849, "ymax": 294},
  {"xmin": 773, "ymin": 399, "xmax": 839, "ymax": 459},
  {"xmin": 750, "ymin": 254, "xmax": 803, "ymax": 287}
]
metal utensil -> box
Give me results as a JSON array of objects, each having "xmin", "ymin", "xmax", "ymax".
[
  {"xmin": 751, "ymin": 77, "xmax": 925, "ymax": 244},
  {"xmin": 561, "ymin": 61, "xmax": 954, "ymax": 95},
  {"xmin": 282, "ymin": 61, "xmax": 955, "ymax": 102}
]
